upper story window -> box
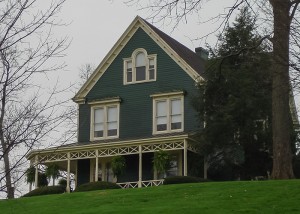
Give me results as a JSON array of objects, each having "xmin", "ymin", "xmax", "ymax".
[
  {"xmin": 124, "ymin": 48, "xmax": 157, "ymax": 84},
  {"xmin": 90, "ymin": 98, "xmax": 120, "ymax": 141},
  {"xmin": 151, "ymin": 92, "xmax": 184, "ymax": 134}
]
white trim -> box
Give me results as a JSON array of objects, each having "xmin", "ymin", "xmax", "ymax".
[
  {"xmin": 88, "ymin": 98, "xmax": 121, "ymax": 105},
  {"xmin": 183, "ymin": 139, "xmax": 187, "ymax": 176},
  {"xmin": 123, "ymin": 48, "xmax": 157, "ymax": 85},
  {"xmin": 150, "ymin": 91, "xmax": 184, "ymax": 98},
  {"xmin": 66, "ymin": 153, "xmax": 71, "ymax": 193},
  {"xmin": 152, "ymin": 94, "xmax": 184, "ymax": 135},
  {"xmin": 27, "ymin": 135, "xmax": 189, "ymax": 160},
  {"xmin": 90, "ymin": 102, "xmax": 120, "ymax": 141}
]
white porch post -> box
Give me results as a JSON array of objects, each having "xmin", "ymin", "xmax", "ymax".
[
  {"xmin": 95, "ymin": 150, "xmax": 99, "ymax": 182},
  {"xmin": 34, "ymin": 155, "xmax": 38, "ymax": 189},
  {"xmin": 66, "ymin": 152, "xmax": 71, "ymax": 193},
  {"xmin": 183, "ymin": 139, "xmax": 188, "ymax": 176},
  {"xmin": 138, "ymin": 145, "xmax": 142, "ymax": 188}
]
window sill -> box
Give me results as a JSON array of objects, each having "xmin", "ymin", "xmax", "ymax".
[
  {"xmin": 152, "ymin": 129, "xmax": 184, "ymax": 135},
  {"xmin": 90, "ymin": 135, "xmax": 119, "ymax": 141},
  {"xmin": 124, "ymin": 79, "xmax": 156, "ymax": 85}
]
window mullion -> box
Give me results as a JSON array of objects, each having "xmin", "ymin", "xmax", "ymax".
[{"xmin": 146, "ymin": 57, "xmax": 149, "ymax": 81}]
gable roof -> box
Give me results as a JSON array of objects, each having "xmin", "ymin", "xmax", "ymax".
[
  {"xmin": 143, "ymin": 19, "xmax": 205, "ymax": 77},
  {"xmin": 73, "ymin": 16, "xmax": 205, "ymax": 103}
]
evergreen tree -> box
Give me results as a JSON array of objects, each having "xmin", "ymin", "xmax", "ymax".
[{"xmin": 194, "ymin": 7, "xmax": 273, "ymax": 180}]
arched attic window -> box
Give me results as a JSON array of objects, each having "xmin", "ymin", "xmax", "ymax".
[
  {"xmin": 124, "ymin": 48, "xmax": 157, "ymax": 84},
  {"xmin": 135, "ymin": 52, "xmax": 146, "ymax": 81}
]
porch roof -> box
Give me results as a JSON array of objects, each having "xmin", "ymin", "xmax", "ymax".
[{"xmin": 26, "ymin": 132, "xmax": 198, "ymax": 161}]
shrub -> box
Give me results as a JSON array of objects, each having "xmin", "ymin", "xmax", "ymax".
[
  {"xmin": 164, "ymin": 176, "xmax": 209, "ymax": 185},
  {"xmin": 153, "ymin": 150, "xmax": 171, "ymax": 176},
  {"xmin": 74, "ymin": 181, "xmax": 121, "ymax": 192},
  {"xmin": 111, "ymin": 156, "xmax": 126, "ymax": 177},
  {"xmin": 38, "ymin": 173, "xmax": 49, "ymax": 187},
  {"xmin": 23, "ymin": 186, "xmax": 65, "ymax": 197},
  {"xmin": 58, "ymin": 178, "xmax": 67, "ymax": 187}
]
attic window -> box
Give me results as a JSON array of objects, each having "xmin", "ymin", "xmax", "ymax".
[{"xmin": 124, "ymin": 48, "xmax": 156, "ymax": 84}]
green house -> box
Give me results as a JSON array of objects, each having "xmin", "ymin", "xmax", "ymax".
[{"xmin": 26, "ymin": 16, "xmax": 206, "ymax": 192}]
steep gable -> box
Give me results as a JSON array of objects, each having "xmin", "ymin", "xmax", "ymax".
[
  {"xmin": 143, "ymin": 19, "xmax": 205, "ymax": 77},
  {"xmin": 73, "ymin": 16, "xmax": 204, "ymax": 103}
]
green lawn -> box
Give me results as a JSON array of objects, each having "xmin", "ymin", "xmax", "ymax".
[{"xmin": 1, "ymin": 180, "xmax": 299, "ymax": 214}]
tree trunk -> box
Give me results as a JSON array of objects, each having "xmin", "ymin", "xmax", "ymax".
[
  {"xmin": 270, "ymin": 0, "xmax": 295, "ymax": 179},
  {"xmin": 203, "ymin": 156, "xmax": 208, "ymax": 179},
  {"xmin": 0, "ymin": 134, "xmax": 14, "ymax": 198},
  {"xmin": 0, "ymin": 62, "xmax": 14, "ymax": 198}
]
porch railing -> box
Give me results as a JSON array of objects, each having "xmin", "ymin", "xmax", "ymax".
[{"xmin": 117, "ymin": 179, "xmax": 164, "ymax": 189}]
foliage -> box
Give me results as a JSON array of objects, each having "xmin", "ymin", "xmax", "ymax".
[
  {"xmin": 45, "ymin": 164, "xmax": 60, "ymax": 186},
  {"xmin": 153, "ymin": 150, "xmax": 171, "ymax": 176},
  {"xmin": 22, "ymin": 186, "xmax": 65, "ymax": 197},
  {"xmin": 74, "ymin": 181, "xmax": 121, "ymax": 192},
  {"xmin": 58, "ymin": 178, "xmax": 67, "ymax": 187},
  {"xmin": 193, "ymin": 7, "xmax": 273, "ymax": 180},
  {"xmin": 38, "ymin": 173, "xmax": 49, "ymax": 187},
  {"xmin": 25, "ymin": 166, "xmax": 36, "ymax": 185},
  {"xmin": 111, "ymin": 156, "xmax": 126, "ymax": 177},
  {"xmin": 164, "ymin": 176, "xmax": 209, "ymax": 185},
  {"xmin": 2, "ymin": 180, "xmax": 300, "ymax": 213}
]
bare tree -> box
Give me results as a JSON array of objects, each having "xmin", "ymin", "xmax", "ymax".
[
  {"xmin": 78, "ymin": 63, "xmax": 95, "ymax": 86},
  {"xmin": 126, "ymin": 0, "xmax": 300, "ymax": 179},
  {"xmin": 0, "ymin": 0, "xmax": 70, "ymax": 198}
]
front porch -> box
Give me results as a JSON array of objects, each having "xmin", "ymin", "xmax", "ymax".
[{"xmin": 26, "ymin": 135, "xmax": 198, "ymax": 192}]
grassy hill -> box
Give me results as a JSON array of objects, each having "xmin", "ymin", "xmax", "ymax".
[{"xmin": 0, "ymin": 180, "xmax": 299, "ymax": 214}]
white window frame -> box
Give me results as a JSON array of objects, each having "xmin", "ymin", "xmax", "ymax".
[
  {"xmin": 90, "ymin": 99, "xmax": 120, "ymax": 141},
  {"xmin": 151, "ymin": 92, "xmax": 184, "ymax": 135},
  {"xmin": 123, "ymin": 48, "xmax": 157, "ymax": 85}
]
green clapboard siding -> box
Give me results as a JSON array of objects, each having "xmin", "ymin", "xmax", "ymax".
[{"xmin": 78, "ymin": 27, "xmax": 201, "ymax": 143}]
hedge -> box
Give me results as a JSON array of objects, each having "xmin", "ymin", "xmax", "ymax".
[
  {"xmin": 164, "ymin": 176, "xmax": 209, "ymax": 185},
  {"xmin": 74, "ymin": 181, "xmax": 121, "ymax": 192},
  {"xmin": 23, "ymin": 186, "xmax": 65, "ymax": 197}
]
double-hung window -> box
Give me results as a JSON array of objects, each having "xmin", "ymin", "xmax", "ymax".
[
  {"xmin": 152, "ymin": 92, "xmax": 184, "ymax": 134},
  {"xmin": 90, "ymin": 100, "xmax": 120, "ymax": 140},
  {"xmin": 124, "ymin": 48, "xmax": 157, "ymax": 84}
]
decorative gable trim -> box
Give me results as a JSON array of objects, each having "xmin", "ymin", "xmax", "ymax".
[
  {"xmin": 88, "ymin": 97, "xmax": 121, "ymax": 105},
  {"xmin": 150, "ymin": 91, "xmax": 185, "ymax": 98},
  {"xmin": 73, "ymin": 16, "xmax": 203, "ymax": 103}
]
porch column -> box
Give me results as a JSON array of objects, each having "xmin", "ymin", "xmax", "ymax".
[
  {"xmin": 183, "ymin": 139, "xmax": 187, "ymax": 176},
  {"xmin": 66, "ymin": 152, "xmax": 71, "ymax": 193},
  {"xmin": 95, "ymin": 150, "xmax": 99, "ymax": 182},
  {"xmin": 34, "ymin": 155, "xmax": 38, "ymax": 189},
  {"xmin": 138, "ymin": 145, "xmax": 142, "ymax": 188}
]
